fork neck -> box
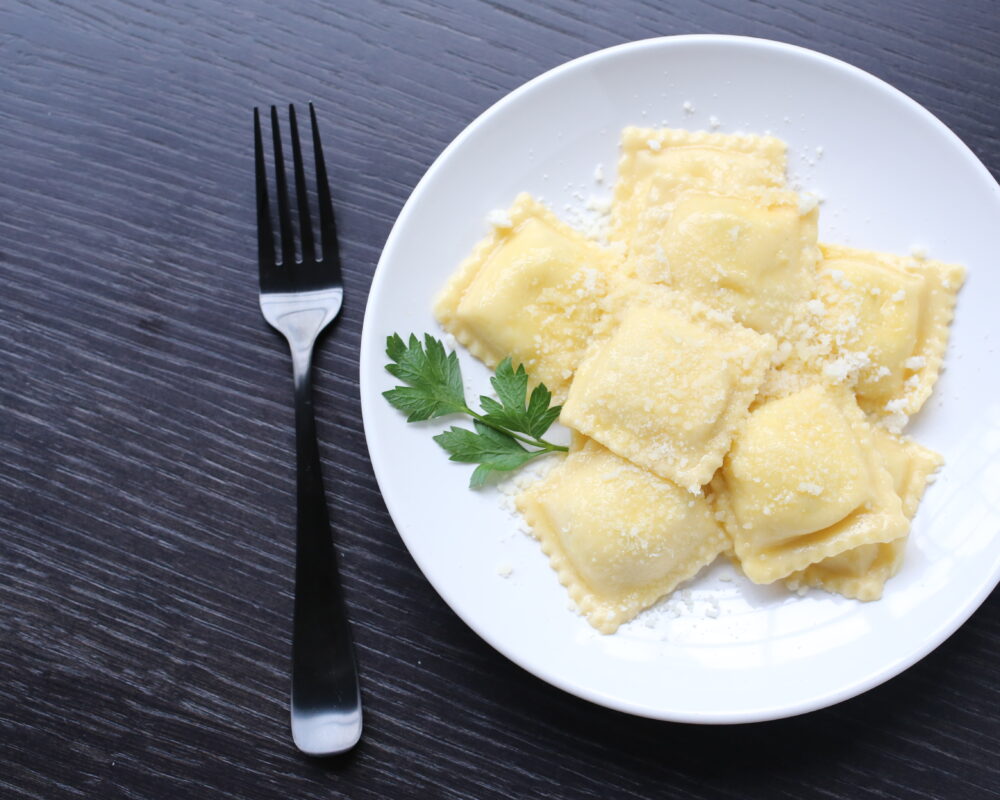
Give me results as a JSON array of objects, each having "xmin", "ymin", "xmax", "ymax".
[
  {"xmin": 291, "ymin": 347, "xmax": 322, "ymax": 460},
  {"xmin": 291, "ymin": 346, "xmax": 314, "ymax": 395},
  {"xmin": 290, "ymin": 345, "xmax": 324, "ymax": 509}
]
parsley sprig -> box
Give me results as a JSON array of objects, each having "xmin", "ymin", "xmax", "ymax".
[{"xmin": 383, "ymin": 333, "xmax": 567, "ymax": 487}]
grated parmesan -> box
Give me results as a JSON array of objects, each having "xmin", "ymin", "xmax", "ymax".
[{"xmin": 487, "ymin": 209, "xmax": 513, "ymax": 229}]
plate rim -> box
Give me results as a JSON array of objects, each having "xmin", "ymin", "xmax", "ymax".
[{"xmin": 358, "ymin": 33, "xmax": 1000, "ymax": 723}]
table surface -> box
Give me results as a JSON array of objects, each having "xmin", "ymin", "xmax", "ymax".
[{"xmin": 3, "ymin": 1, "xmax": 999, "ymax": 798}]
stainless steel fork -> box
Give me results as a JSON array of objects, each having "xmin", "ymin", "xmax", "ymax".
[{"xmin": 254, "ymin": 103, "xmax": 361, "ymax": 756}]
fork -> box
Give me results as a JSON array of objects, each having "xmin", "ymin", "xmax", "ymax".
[{"xmin": 254, "ymin": 103, "xmax": 362, "ymax": 756}]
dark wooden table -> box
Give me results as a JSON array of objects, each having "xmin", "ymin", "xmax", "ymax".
[{"xmin": 3, "ymin": 1, "xmax": 998, "ymax": 797}]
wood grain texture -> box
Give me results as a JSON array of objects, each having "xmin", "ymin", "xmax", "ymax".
[{"xmin": 1, "ymin": 1, "xmax": 998, "ymax": 798}]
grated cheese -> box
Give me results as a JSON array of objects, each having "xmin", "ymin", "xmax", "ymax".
[{"xmin": 487, "ymin": 209, "xmax": 513, "ymax": 229}]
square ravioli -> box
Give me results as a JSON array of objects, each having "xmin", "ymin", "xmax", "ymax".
[
  {"xmin": 610, "ymin": 127, "xmax": 786, "ymax": 251},
  {"xmin": 516, "ymin": 437, "xmax": 727, "ymax": 634},
  {"xmin": 434, "ymin": 193, "xmax": 621, "ymax": 402},
  {"xmin": 630, "ymin": 188, "xmax": 820, "ymax": 337},
  {"xmin": 560, "ymin": 284, "xmax": 775, "ymax": 491},
  {"xmin": 712, "ymin": 384, "xmax": 909, "ymax": 584},
  {"xmin": 784, "ymin": 429, "xmax": 942, "ymax": 600},
  {"xmin": 813, "ymin": 244, "xmax": 965, "ymax": 421}
]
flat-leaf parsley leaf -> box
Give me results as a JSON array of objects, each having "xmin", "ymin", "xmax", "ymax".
[
  {"xmin": 383, "ymin": 333, "xmax": 567, "ymax": 487},
  {"xmin": 382, "ymin": 333, "xmax": 467, "ymax": 421}
]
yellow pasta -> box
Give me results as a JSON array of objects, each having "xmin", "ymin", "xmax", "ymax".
[
  {"xmin": 631, "ymin": 188, "xmax": 819, "ymax": 337},
  {"xmin": 434, "ymin": 193, "xmax": 621, "ymax": 402},
  {"xmin": 429, "ymin": 126, "xmax": 964, "ymax": 631},
  {"xmin": 517, "ymin": 438, "xmax": 727, "ymax": 633},
  {"xmin": 813, "ymin": 244, "xmax": 965, "ymax": 420},
  {"xmin": 784, "ymin": 429, "xmax": 942, "ymax": 600},
  {"xmin": 712, "ymin": 385, "xmax": 909, "ymax": 584},
  {"xmin": 610, "ymin": 127, "xmax": 786, "ymax": 250},
  {"xmin": 560, "ymin": 283, "xmax": 775, "ymax": 491}
]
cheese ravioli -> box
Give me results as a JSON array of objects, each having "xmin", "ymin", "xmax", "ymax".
[
  {"xmin": 713, "ymin": 385, "xmax": 909, "ymax": 584},
  {"xmin": 784, "ymin": 428, "xmax": 942, "ymax": 600},
  {"xmin": 632, "ymin": 189, "xmax": 819, "ymax": 337},
  {"xmin": 815, "ymin": 244, "xmax": 965, "ymax": 420},
  {"xmin": 560, "ymin": 284, "xmax": 775, "ymax": 491},
  {"xmin": 434, "ymin": 193, "xmax": 621, "ymax": 402},
  {"xmin": 610, "ymin": 127, "xmax": 786, "ymax": 251},
  {"xmin": 517, "ymin": 437, "xmax": 727, "ymax": 634}
]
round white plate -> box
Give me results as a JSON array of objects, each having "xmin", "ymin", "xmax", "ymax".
[{"xmin": 359, "ymin": 35, "xmax": 1000, "ymax": 722}]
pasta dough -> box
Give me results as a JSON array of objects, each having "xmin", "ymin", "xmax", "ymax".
[
  {"xmin": 610, "ymin": 127, "xmax": 786, "ymax": 250},
  {"xmin": 434, "ymin": 193, "xmax": 621, "ymax": 402},
  {"xmin": 516, "ymin": 437, "xmax": 727, "ymax": 633},
  {"xmin": 784, "ymin": 429, "xmax": 942, "ymax": 600},
  {"xmin": 428, "ymin": 125, "xmax": 964, "ymax": 633},
  {"xmin": 632, "ymin": 189, "xmax": 820, "ymax": 337},
  {"xmin": 560, "ymin": 284, "xmax": 775, "ymax": 491},
  {"xmin": 813, "ymin": 244, "xmax": 965, "ymax": 420},
  {"xmin": 712, "ymin": 384, "xmax": 909, "ymax": 584}
]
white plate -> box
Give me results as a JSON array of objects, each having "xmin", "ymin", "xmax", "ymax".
[{"xmin": 359, "ymin": 35, "xmax": 1000, "ymax": 722}]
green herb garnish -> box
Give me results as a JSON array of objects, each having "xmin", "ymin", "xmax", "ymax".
[{"xmin": 383, "ymin": 333, "xmax": 568, "ymax": 487}]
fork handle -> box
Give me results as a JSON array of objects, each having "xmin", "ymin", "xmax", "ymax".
[{"xmin": 289, "ymin": 350, "xmax": 362, "ymax": 756}]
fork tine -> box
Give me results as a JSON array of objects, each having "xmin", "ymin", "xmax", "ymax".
[
  {"xmin": 309, "ymin": 103, "xmax": 342, "ymax": 280},
  {"xmin": 288, "ymin": 105, "xmax": 315, "ymax": 263},
  {"xmin": 270, "ymin": 105, "xmax": 297, "ymax": 267},
  {"xmin": 254, "ymin": 108, "xmax": 278, "ymax": 288}
]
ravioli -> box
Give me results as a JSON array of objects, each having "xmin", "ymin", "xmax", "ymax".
[
  {"xmin": 871, "ymin": 428, "xmax": 944, "ymax": 519},
  {"xmin": 516, "ymin": 437, "xmax": 728, "ymax": 633},
  {"xmin": 713, "ymin": 384, "xmax": 909, "ymax": 584},
  {"xmin": 428, "ymin": 126, "xmax": 965, "ymax": 624},
  {"xmin": 631, "ymin": 189, "xmax": 820, "ymax": 337},
  {"xmin": 434, "ymin": 193, "xmax": 621, "ymax": 401},
  {"xmin": 560, "ymin": 284, "xmax": 775, "ymax": 491},
  {"xmin": 784, "ymin": 429, "xmax": 942, "ymax": 600},
  {"xmin": 610, "ymin": 127, "xmax": 786, "ymax": 251},
  {"xmin": 814, "ymin": 244, "xmax": 965, "ymax": 421}
]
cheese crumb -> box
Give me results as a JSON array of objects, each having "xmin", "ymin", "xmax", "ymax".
[
  {"xmin": 487, "ymin": 209, "xmax": 513, "ymax": 229},
  {"xmin": 904, "ymin": 356, "xmax": 926, "ymax": 370},
  {"xmin": 708, "ymin": 115, "xmax": 720, "ymax": 129},
  {"xmin": 883, "ymin": 399, "xmax": 910, "ymax": 433},
  {"xmin": 682, "ymin": 100, "xmax": 695, "ymax": 114},
  {"xmin": 798, "ymin": 193, "xmax": 819, "ymax": 215},
  {"xmin": 496, "ymin": 563, "xmax": 513, "ymax": 578},
  {"xmin": 827, "ymin": 268, "xmax": 852, "ymax": 289},
  {"xmin": 910, "ymin": 244, "xmax": 928, "ymax": 260},
  {"xmin": 586, "ymin": 195, "xmax": 612, "ymax": 214},
  {"xmin": 593, "ymin": 163, "xmax": 605, "ymax": 184},
  {"xmin": 823, "ymin": 351, "xmax": 870, "ymax": 382}
]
